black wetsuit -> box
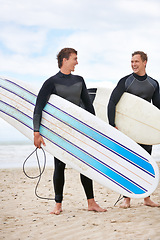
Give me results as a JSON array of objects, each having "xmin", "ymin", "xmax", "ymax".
[
  {"xmin": 33, "ymin": 71, "xmax": 95, "ymax": 203},
  {"xmin": 108, "ymin": 72, "xmax": 160, "ymax": 154}
]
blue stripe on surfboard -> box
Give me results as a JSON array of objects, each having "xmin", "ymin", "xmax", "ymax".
[
  {"xmin": 0, "ymin": 78, "xmax": 155, "ymax": 176},
  {"xmin": 0, "ymin": 78, "xmax": 36, "ymax": 105},
  {"xmin": 0, "ymin": 100, "xmax": 147, "ymax": 195},
  {"xmin": 0, "ymin": 100, "xmax": 33, "ymax": 129}
]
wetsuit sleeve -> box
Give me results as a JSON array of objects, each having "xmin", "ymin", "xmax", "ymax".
[
  {"xmin": 152, "ymin": 80, "xmax": 160, "ymax": 109},
  {"xmin": 80, "ymin": 79, "xmax": 95, "ymax": 115},
  {"xmin": 33, "ymin": 79, "xmax": 54, "ymax": 132},
  {"xmin": 107, "ymin": 78, "xmax": 126, "ymax": 127}
]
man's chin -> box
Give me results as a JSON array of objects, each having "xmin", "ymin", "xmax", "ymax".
[{"xmin": 133, "ymin": 70, "xmax": 139, "ymax": 74}]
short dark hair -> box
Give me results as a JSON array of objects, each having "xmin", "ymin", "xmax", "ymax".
[
  {"xmin": 132, "ymin": 51, "xmax": 148, "ymax": 62},
  {"xmin": 57, "ymin": 48, "xmax": 77, "ymax": 68}
]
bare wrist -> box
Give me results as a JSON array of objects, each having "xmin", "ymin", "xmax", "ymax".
[{"xmin": 34, "ymin": 132, "xmax": 40, "ymax": 136}]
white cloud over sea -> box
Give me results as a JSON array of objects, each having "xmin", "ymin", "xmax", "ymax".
[{"xmin": 0, "ymin": 0, "xmax": 160, "ymax": 143}]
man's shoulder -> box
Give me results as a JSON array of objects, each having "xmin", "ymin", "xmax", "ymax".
[
  {"xmin": 44, "ymin": 72, "xmax": 60, "ymax": 83},
  {"xmin": 49, "ymin": 72, "xmax": 61, "ymax": 79},
  {"xmin": 72, "ymin": 74, "xmax": 84, "ymax": 80},
  {"xmin": 148, "ymin": 75, "xmax": 158, "ymax": 83},
  {"xmin": 147, "ymin": 75, "xmax": 159, "ymax": 89},
  {"xmin": 116, "ymin": 74, "xmax": 132, "ymax": 85},
  {"xmin": 70, "ymin": 74, "xmax": 85, "ymax": 84}
]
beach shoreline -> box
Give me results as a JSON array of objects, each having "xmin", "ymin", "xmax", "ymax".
[{"xmin": 0, "ymin": 164, "xmax": 160, "ymax": 240}]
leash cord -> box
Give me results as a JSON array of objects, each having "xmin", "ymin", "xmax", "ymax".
[
  {"xmin": 23, "ymin": 147, "xmax": 54, "ymax": 201},
  {"xmin": 114, "ymin": 194, "xmax": 124, "ymax": 206}
]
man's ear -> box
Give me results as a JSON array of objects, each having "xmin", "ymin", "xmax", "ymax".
[
  {"xmin": 63, "ymin": 58, "xmax": 68, "ymax": 64},
  {"xmin": 144, "ymin": 60, "xmax": 147, "ymax": 68}
]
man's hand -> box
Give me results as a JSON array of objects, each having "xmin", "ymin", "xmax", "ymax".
[{"xmin": 34, "ymin": 132, "xmax": 46, "ymax": 148}]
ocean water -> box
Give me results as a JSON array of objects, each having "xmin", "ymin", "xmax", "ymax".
[{"xmin": 0, "ymin": 143, "xmax": 160, "ymax": 169}]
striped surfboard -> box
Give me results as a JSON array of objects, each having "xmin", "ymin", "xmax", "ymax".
[{"xmin": 0, "ymin": 77, "xmax": 159, "ymax": 198}]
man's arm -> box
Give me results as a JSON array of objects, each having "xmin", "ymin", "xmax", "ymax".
[
  {"xmin": 107, "ymin": 78, "xmax": 126, "ymax": 127},
  {"xmin": 33, "ymin": 78, "xmax": 54, "ymax": 148},
  {"xmin": 152, "ymin": 80, "xmax": 160, "ymax": 109},
  {"xmin": 80, "ymin": 78, "xmax": 95, "ymax": 115}
]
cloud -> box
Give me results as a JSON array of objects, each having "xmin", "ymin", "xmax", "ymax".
[
  {"xmin": 1, "ymin": 0, "xmax": 159, "ymax": 29},
  {"xmin": 0, "ymin": 0, "xmax": 160, "ymax": 84},
  {"xmin": 119, "ymin": 0, "xmax": 160, "ymax": 17},
  {"xmin": 0, "ymin": 24, "xmax": 47, "ymax": 55}
]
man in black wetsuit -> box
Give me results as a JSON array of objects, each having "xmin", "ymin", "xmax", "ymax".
[
  {"xmin": 108, "ymin": 51, "xmax": 160, "ymax": 208},
  {"xmin": 33, "ymin": 48, "xmax": 106, "ymax": 214}
]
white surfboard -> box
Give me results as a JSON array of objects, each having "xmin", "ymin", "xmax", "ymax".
[
  {"xmin": 0, "ymin": 77, "xmax": 159, "ymax": 199},
  {"xmin": 88, "ymin": 87, "xmax": 160, "ymax": 145}
]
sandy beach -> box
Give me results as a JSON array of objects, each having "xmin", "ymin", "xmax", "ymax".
[{"xmin": 0, "ymin": 163, "xmax": 160, "ymax": 240}]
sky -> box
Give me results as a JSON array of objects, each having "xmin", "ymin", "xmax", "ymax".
[{"xmin": 0, "ymin": 0, "xmax": 160, "ymax": 144}]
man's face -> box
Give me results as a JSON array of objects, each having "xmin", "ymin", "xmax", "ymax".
[
  {"xmin": 65, "ymin": 53, "xmax": 78, "ymax": 72},
  {"xmin": 131, "ymin": 54, "xmax": 147, "ymax": 76}
]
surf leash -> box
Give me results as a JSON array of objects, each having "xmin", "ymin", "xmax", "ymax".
[
  {"xmin": 114, "ymin": 195, "xmax": 124, "ymax": 206},
  {"xmin": 23, "ymin": 147, "xmax": 54, "ymax": 201}
]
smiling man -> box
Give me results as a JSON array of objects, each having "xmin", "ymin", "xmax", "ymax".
[
  {"xmin": 33, "ymin": 48, "xmax": 106, "ymax": 215},
  {"xmin": 108, "ymin": 51, "xmax": 160, "ymax": 208}
]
